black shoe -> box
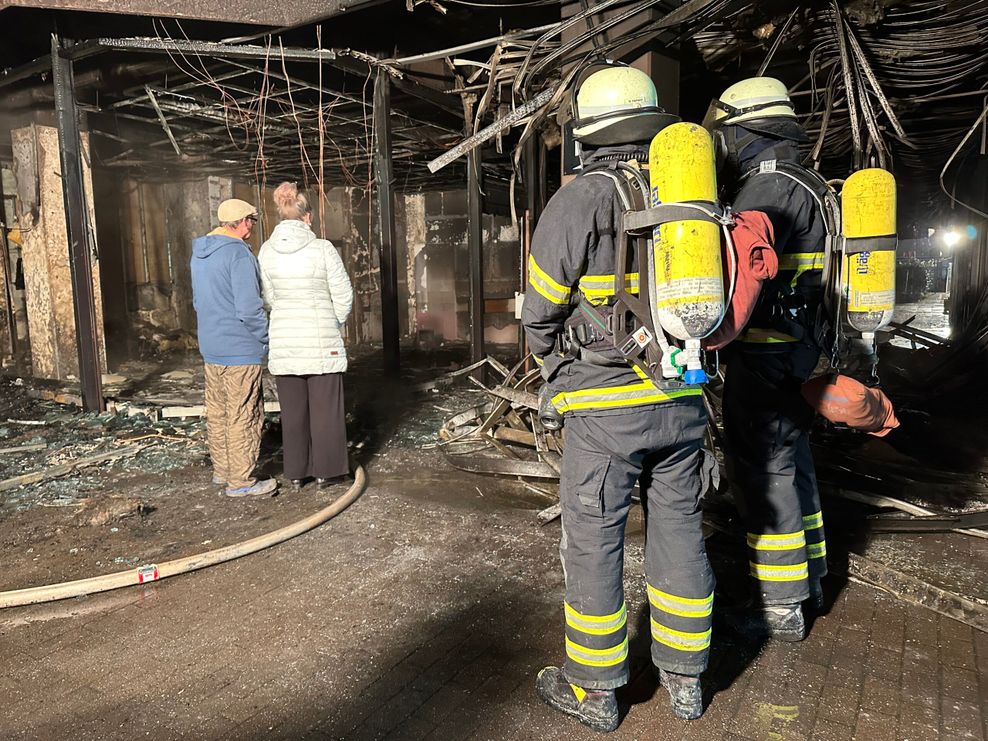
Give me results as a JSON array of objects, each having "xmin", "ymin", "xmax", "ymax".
[
  {"xmin": 315, "ymin": 475, "xmax": 348, "ymax": 487},
  {"xmin": 535, "ymin": 666, "xmax": 619, "ymax": 733},
  {"xmin": 657, "ymin": 668, "xmax": 704, "ymax": 720},
  {"xmin": 290, "ymin": 478, "xmax": 305, "ymax": 491},
  {"xmin": 728, "ymin": 604, "xmax": 806, "ymax": 642}
]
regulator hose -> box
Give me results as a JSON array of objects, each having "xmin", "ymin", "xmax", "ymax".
[{"xmin": 0, "ymin": 465, "xmax": 367, "ymax": 610}]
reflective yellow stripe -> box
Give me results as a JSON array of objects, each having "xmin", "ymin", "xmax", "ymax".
[
  {"xmin": 802, "ymin": 511, "xmax": 823, "ymax": 530},
  {"xmin": 807, "ymin": 541, "xmax": 827, "ymax": 559},
  {"xmin": 749, "ymin": 561, "xmax": 809, "ymax": 582},
  {"xmin": 739, "ymin": 327, "xmax": 799, "ymax": 344},
  {"xmin": 564, "ymin": 602, "xmax": 628, "ymax": 636},
  {"xmin": 570, "ymin": 684, "xmax": 587, "ymax": 703},
  {"xmin": 647, "ymin": 585, "xmax": 713, "ymax": 618},
  {"xmin": 746, "ymin": 531, "xmax": 807, "ymax": 552},
  {"xmin": 565, "ymin": 636, "xmax": 629, "ymax": 667},
  {"xmin": 533, "ymin": 355, "xmax": 545, "ymax": 367},
  {"xmin": 552, "ymin": 383, "xmax": 702, "ymax": 414},
  {"xmin": 579, "ymin": 273, "xmax": 640, "ymax": 305},
  {"xmin": 528, "ymin": 255, "xmax": 571, "ymax": 305},
  {"xmin": 779, "ymin": 251, "xmax": 826, "ymax": 288},
  {"xmin": 779, "ymin": 252, "xmax": 825, "ymax": 271},
  {"xmin": 649, "ymin": 618, "xmax": 711, "ymax": 652}
]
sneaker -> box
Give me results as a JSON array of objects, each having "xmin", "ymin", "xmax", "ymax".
[
  {"xmin": 535, "ymin": 666, "xmax": 619, "ymax": 733},
  {"xmin": 212, "ymin": 476, "xmax": 226, "ymax": 486},
  {"xmin": 657, "ymin": 668, "xmax": 704, "ymax": 720},
  {"xmin": 224, "ymin": 479, "xmax": 278, "ymax": 498},
  {"xmin": 727, "ymin": 603, "xmax": 806, "ymax": 642}
]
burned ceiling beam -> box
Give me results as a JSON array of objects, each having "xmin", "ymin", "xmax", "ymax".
[
  {"xmin": 95, "ymin": 37, "xmax": 338, "ymax": 63},
  {"xmin": 6, "ymin": 0, "xmax": 383, "ymax": 28},
  {"xmin": 0, "ymin": 39, "xmax": 103, "ymax": 91}
]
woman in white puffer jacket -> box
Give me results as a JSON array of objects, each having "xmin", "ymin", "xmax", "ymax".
[{"xmin": 259, "ymin": 182, "xmax": 354, "ymax": 489}]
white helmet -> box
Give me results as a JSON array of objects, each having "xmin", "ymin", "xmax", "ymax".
[
  {"xmin": 703, "ymin": 76, "xmax": 807, "ymax": 148},
  {"xmin": 572, "ymin": 62, "xmax": 679, "ymax": 146},
  {"xmin": 703, "ymin": 77, "xmax": 797, "ymax": 129}
]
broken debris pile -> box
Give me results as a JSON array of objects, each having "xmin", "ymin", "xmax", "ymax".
[
  {"xmin": 433, "ymin": 356, "xmax": 562, "ymax": 481},
  {"xmin": 0, "ymin": 376, "xmax": 207, "ymax": 519}
]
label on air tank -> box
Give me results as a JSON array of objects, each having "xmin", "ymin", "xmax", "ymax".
[
  {"xmin": 846, "ymin": 251, "xmax": 895, "ymax": 312},
  {"xmin": 653, "ymin": 277, "xmax": 723, "ymax": 308}
]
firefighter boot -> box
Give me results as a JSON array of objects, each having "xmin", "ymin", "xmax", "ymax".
[
  {"xmin": 759, "ymin": 604, "xmax": 806, "ymax": 642},
  {"xmin": 805, "ymin": 578, "xmax": 825, "ymax": 613},
  {"xmin": 536, "ymin": 666, "xmax": 619, "ymax": 733},
  {"xmin": 657, "ymin": 668, "xmax": 704, "ymax": 720},
  {"xmin": 728, "ymin": 603, "xmax": 806, "ymax": 642}
]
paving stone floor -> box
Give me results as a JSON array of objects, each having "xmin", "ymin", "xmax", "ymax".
[{"xmin": 1, "ymin": 449, "xmax": 985, "ymax": 740}]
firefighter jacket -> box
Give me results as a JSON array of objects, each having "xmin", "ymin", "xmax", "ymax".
[
  {"xmin": 730, "ymin": 141, "xmax": 829, "ymax": 348},
  {"xmin": 521, "ymin": 145, "xmax": 703, "ymax": 416}
]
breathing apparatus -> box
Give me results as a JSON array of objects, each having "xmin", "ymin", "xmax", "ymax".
[
  {"xmin": 704, "ymin": 76, "xmax": 898, "ymax": 380},
  {"xmin": 563, "ymin": 60, "xmax": 736, "ymax": 388}
]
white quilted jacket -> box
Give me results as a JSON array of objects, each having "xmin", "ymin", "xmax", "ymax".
[{"xmin": 259, "ymin": 220, "xmax": 353, "ymax": 376}]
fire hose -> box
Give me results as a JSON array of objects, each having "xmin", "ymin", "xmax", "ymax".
[{"xmin": 0, "ymin": 465, "xmax": 366, "ymax": 610}]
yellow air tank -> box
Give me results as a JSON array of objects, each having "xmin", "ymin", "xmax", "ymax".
[
  {"xmin": 648, "ymin": 122, "xmax": 724, "ymax": 341},
  {"xmin": 841, "ymin": 168, "xmax": 897, "ymax": 333}
]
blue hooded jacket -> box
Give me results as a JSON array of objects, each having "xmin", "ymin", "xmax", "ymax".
[{"xmin": 191, "ymin": 231, "xmax": 269, "ymax": 365}]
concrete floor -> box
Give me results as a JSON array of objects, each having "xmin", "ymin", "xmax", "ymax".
[{"xmin": 1, "ymin": 440, "xmax": 986, "ymax": 741}]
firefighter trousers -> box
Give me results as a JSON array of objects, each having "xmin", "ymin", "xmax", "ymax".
[
  {"xmin": 722, "ymin": 345, "xmax": 827, "ymax": 607},
  {"xmin": 559, "ymin": 399, "xmax": 714, "ymax": 690}
]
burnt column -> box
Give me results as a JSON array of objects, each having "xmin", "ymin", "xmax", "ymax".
[
  {"xmin": 373, "ymin": 68, "xmax": 400, "ymax": 374},
  {"xmin": 467, "ymin": 145, "xmax": 484, "ymax": 366},
  {"xmin": 51, "ymin": 34, "xmax": 103, "ymax": 411}
]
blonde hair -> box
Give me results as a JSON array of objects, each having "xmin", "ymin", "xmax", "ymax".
[{"xmin": 273, "ymin": 182, "xmax": 312, "ymax": 221}]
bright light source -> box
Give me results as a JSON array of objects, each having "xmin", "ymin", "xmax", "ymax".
[{"xmin": 943, "ymin": 229, "xmax": 961, "ymax": 248}]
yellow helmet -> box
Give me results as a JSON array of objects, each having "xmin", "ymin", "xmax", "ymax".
[
  {"xmin": 572, "ymin": 63, "xmax": 679, "ymax": 146},
  {"xmin": 703, "ymin": 76, "xmax": 796, "ymax": 130}
]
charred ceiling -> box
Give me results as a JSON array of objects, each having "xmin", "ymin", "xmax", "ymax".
[{"xmin": 0, "ymin": 0, "xmax": 985, "ymax": 214}]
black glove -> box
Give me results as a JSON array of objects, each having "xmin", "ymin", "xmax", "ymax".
[{"xmin": 538, "ymin": 384, "xmax": 564, "ymax": 431}]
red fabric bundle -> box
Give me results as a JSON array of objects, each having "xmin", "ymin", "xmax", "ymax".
[
  {"xmin": 703, "ymin": 210, "xmax": 777, "ymax": 351},
  {"xmin": 801, "ymin": 374, "xmax": 900, "ymax": 437}
]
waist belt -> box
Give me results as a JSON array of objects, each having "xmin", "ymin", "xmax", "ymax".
[
  {"xmin": 561, "ymin": 300, "xmax": 623, "ymax": 355},
  {"xmin": 560, "ymin": 301, "xmax": 690, "ymax": 391}
]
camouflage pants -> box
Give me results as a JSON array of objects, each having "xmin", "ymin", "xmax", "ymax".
[{"xmin": 204, "ymin": 363, "xmax": 264, "ymax": 488}]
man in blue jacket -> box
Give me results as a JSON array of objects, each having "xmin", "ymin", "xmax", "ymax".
[{"xmin": 191, "ymin": 198, "xmax": 277, "ymax": 497}]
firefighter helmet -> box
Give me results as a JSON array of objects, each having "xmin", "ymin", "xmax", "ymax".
[
  {"xmin": 704, "ymin": 76, "xmax": 807, "ymax": 144},
  {"xmin": 572, "ymin": 63, "xmax": 679, "ymax": 146}
]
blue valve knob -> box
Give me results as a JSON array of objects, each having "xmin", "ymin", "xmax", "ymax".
[{"xmin": 683, "ymin": 369, "xmax": 707, "ymax": 385}]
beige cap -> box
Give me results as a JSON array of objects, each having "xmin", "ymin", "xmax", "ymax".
[{"xmin": 217, "ymin": 198, "xmax": 257, "ymax": 223}]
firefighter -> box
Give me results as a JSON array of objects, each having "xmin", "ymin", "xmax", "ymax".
[
  {"xmin": 523, "ymin": 62, "xmax": 716, "ymax": 730},
  {"xmin": 703, "ymin": 77, "xmax": 828, "ymax": 641}
]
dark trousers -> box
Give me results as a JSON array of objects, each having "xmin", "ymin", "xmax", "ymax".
[
  {"xmin": 559, "ymin": 399, "xmax": 714, "ymax": 689},
  {"xmin": 275, "ymin": 373, "xmax": 349, "ymax": 480},
  {"xmin": 722, "ymin": 345, "xmax": 828, "ymax": 606}
]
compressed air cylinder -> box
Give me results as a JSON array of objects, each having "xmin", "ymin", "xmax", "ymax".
[
  {"xmin": 647, "ymin": 122, "xmax": 725, "ymax": 342},
  {"xmin": 841, "ymin": 168, "xmax": 897, "ymax": 333}
]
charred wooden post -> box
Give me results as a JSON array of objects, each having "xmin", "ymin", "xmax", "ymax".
[
  {"xmin": 467, "ymin": 143, "xmax": 485, "ymax": 369},
  {"xmin": 51, "ymin": 35, "xmax": 104, "ymax": 412},
  {"xmin": 0, "ymin": 169, "xmax": 15, "ymax": 359},
  {"xmin": 373, "ymin": 67, "xmax": 400, "ymax": 374}
]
